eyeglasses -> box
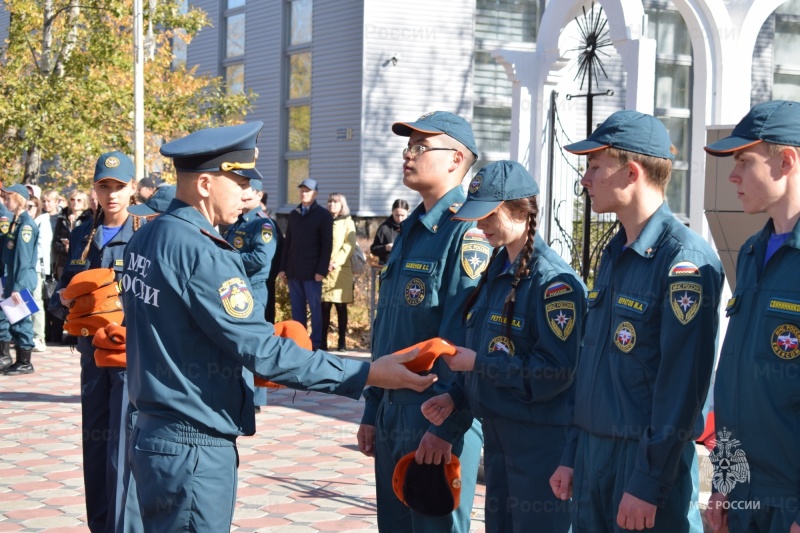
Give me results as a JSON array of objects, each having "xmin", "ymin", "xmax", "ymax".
[
  {"xmin": 402, "ymin": 145, "xmax": 457, "ymax": 158},
  {"xmin": 26, "ymin": 204, "xmax": 35, "ymax": 209}
]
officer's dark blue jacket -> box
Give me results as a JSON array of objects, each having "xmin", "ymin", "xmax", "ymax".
[
  {"xmin": 451, "ymin": 235, "xmax": 586, "ymax": 425},
  {"xmin": 714, "ymin": 217, "xmax": 800, "ymax": 515},
  {"xmin": 566, "ymin": 202, "xmax": 723, "ymax": 506},
  {"xmin": 362, "ymin": 185, "xmax": 491, "ymax": 442},
  {"xmin": 223, "ymin": 207, "xmax": 277, "ymax": 284},
  {"xmin": 123, "ymin": 200, "xmax": 369, "ymax": 438},
  {"xmin": 3, "ymin": 210, "xmax": 38, "ymax": 297}
]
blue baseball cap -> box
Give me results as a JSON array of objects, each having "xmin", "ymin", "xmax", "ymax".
[
  {"xmin": 392, "ymin": 111, "xmax": 478, "ymax": 158},
  {"xmin": 128, "ymin": 185, "xmax": 176, "ymax": 216},
  {"xmin": 160, "ymin": 121, "xmax": 264, "ymax": 179},
  {"xmin": 298, "ymin": 178, "xmax": 318, "ymax": 191},
  {"xmin": 2, "ymin": 183, "xmax": 29, "ymax": 200},
  {"xmin": 564, "ymin": 110, "xmax": 676, "ymax": 161},
  {"xmin": 454, "ymin": 160, "xmax": 539, "ymax": 221},
  {"xmin": 705, "ymin": 100, "xmax": 800, "ymax": 156},
  {"xmin": 94, "ymin": 151, "xmax": 135, "ymax": 183}
]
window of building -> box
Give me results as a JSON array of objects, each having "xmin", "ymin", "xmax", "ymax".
[
  {"xmin": 285, "ymin": 0, "xmax": 312, "ymax": 205},
  {"xmin": 773, "ymin": 1, "xmax": 800, "ymax": 101},
  {"xmin": 646, "ymin": 3, "xmax": 693, "ymax": 219},
  {"xmin": 224, "ymin": 1, "xmax": 246, "ymax": 95}
]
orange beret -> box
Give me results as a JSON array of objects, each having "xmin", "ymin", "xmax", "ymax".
[
  {"xmin": 393, "ymin": 338, "xmax": 457, "ymax": 373},
  {"xmin": 63, "ymin": 268, "xmax": 116, "ymax": 300},
  {"xmin": 67, "ymin": 282, "xmax": 121, "ymax": 317},
  {"xmin": 94, "ymin": 348, "xmax": 126, "ymax": 368},
  {"xmin": 65, "ymin": 310, "xmax": 124, "ymax": 337},
  {"xmin": 93, "ymin": 324, "xmax": 126, "ymax": 367},
  {"xmin": 254, "ymin": 320, "xmax": 313, "ymax": 388},
  {"xmin": 392, "ymin": 451, "xmax": 462, "ymax": 517}
]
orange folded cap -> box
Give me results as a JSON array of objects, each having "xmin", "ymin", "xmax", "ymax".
[
  {"xmin": 67, "ymin": 283, "xmax": 121, "ymax": 317},
  {"xmin": 65, "ymin": 310, "xmax": 123, "ymax": 337},
  {"xmin": 63, "ymin": 268, "xmax": 116, "ymax": 300},
  {"xmin": 93, "ymin": 324, "xmax": 126, "ymax": 350},
  {"xmin": 254, "ymin": 320, "xmax": 313, "ymax": 388},
  {"xmin": 392, "ymin": 451, "xmax": 462, "ymax": 517},
  {"xmin": 94, "ymin": 348, "xmax": 126, "ymax": 368},
  {"xmin": 394, "ymin": 337, "xmax": 457, "ymax": 373}
]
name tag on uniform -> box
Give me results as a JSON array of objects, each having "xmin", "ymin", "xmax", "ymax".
[
  {"xmin": 115, "ymin": 259, "xmax": 124, "ymax": 267},
  {"xmin": 487, "ymin": 312, "xmax": 524, "ymax": 331},
  {"xmin": 70, "ymin": 259, "xmax": 87, "ymax": 266},
  {"xmin": 616, "ymin": 294, "xmax": 647, "ymax": 314},
  {"xmin": 768, "ymin": 298, "xmax": 800, "ymax": 316},
  {"xmin": 403, "ymin": 260, "xmax": 435, "ymax": 274}
]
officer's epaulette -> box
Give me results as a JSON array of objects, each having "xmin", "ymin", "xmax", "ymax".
[
  {"xmin": 256, "ymin": 211, "xmax": 269, "ymax": 219},
  {"xmin": 449, "ymin": 203, "xmax": 462, "ymax": 214},
  {"xmin": 200, "ymin": 228, "xmax": 235, "ymax": 250}
]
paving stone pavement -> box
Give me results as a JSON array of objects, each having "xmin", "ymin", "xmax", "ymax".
[{"xmin": 0, "ymin": 343, "xmax": 486, "ymax": 532}]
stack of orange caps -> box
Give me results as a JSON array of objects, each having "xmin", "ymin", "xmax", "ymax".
[
  {"xmin": 63, "ymin": 268, "xmax": 123, "ymax": 337},
  {"xmin": 92, "ymin": 324, "xmax": 127, "ymax": 367}
]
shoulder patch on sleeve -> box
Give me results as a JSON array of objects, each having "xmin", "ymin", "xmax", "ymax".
[
  {"xmin": 546, "ymin": 300, "xmax": 576, "ymax": 341},
  {"xmin": 669, "ymin": 261, "xmax": 700, "ymax": 277},
  {"xmin": 219, "ymin": 277, "xmax": 254, "ymax": 318},
  {"xmin": 670, "ymin": 281, "xmax": 702, "ymax": 325},
  {"xmin": 261, "ymin": 222, "xmax": 273, "ymax": 243},
  {"xmin": 461, "ymin": 228, "xmax": 490, "ymax": 279},
  {"xmin": 544, "ymin": 281, "xmax": 573, "ymax": 299},
  {"xmin": 21, "ymin": 226, "xmax": 32, "ymax": 243}
]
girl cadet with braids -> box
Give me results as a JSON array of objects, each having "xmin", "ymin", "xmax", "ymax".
[
  {"xmin": 421, "ymin": 160, "xmax": 587, "ymax": 532},
  {"xmin": 52, "ymin": 151, "xmax": 143, "ymax": 533}
]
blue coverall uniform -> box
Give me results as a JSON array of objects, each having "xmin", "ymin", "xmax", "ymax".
[
  {"xmin": 362, "ymin": 185, "xmax": 491, "ymax": 532},
  {"xmin": 713, "ymin": 218, "xmax": 800, "ymax": 532},
  {"xmin": 54, "ymin": 215, "xmax": 142, "ymax": 533},
  {"xmin": 0, "ymin": 210, "xmax": 39, "ymax": 350},
  {"xmin": 565, "ymin": 202, "xmax": 724, "ymax": 532},
  {"xmin": 224, "ymin": 206, "xmax": 278, "ymax": 407},
  {"xmin": 123, "ymin": 199, "xmax": 370, "ymax": 531},
  {"xmin": 446, "ymin": 235, "xmax": 586, "ymax": 532}
]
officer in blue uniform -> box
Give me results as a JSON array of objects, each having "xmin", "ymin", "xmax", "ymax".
[
  {"xmin": 0, "ymin": 183, "xmax": 14, "ymax": 371},
  {"xmin": 422, "ymin": 160, "xmax": 587, "ymax": 532},
  {"xmin": 223, "ymin": 173, "xmax": 273, "ymax": 409},
  {"xmin": 0, "ymin": 184, "xmax": 39, "ymax": 375},
  {"xmin": 53, "ymin": 151, "xmax": 143, "ymax": 533},
  {"xmin": 357, "ymin": 111, "xmax": 491, "ymax": 533},
  {"xmin": 123, "ymin": 121, "xmax": 436, "ymax": 531},
  {"xmin": 549, "ymin": 111, "xmax": 724, "ymax": 532},
  {"xmin": 704, "ymin": 100, "xmax": 800, "ymax": 533}
]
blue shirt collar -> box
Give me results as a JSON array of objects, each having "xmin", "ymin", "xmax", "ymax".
[{"xmin": 403, "ymin": 185, "xmax": 467, "ymax": 234}]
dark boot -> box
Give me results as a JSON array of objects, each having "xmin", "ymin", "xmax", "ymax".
[
  {"xmin": 4, "ymin": 349, "xmax": 33, "ymax": 375},
  {"xmin": 320, "ymin": 302, "xmax": 332, "ymax": 351},
  {"xmin": 336, "ymin": 303, "xmax": 348, "ymax": 352},
  {"xmin": 0, "ymin": 341, "xmax": 12, "ymax": 371}
]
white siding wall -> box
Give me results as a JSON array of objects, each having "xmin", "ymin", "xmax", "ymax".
[
  {"xmin": 360, "ymin": 0, "xmax": 475, "ymax": 216},
  {"xmin": 0, "ymin": 3, "xmax": 9, "ymax": 39},
  {"xmin": 308, "ymin": 0, "xmax": 364, "ymax": 210}
]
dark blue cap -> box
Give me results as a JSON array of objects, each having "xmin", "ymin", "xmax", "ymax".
[
  {"xmin": 2, "ymin": 183, "xmax": 29, "ymax": 200},
  {"xmin": 392, "ymin": 111, "xmax": 478, "ymax": 158},
  {"xmin": 95, "ymin": 151, "xmax": 135, "ymax": 183},
  {"xmin": 128, "ymin": 185, "xmax": 176, "ymax": 216},
  {"xmin": 298, "ymin": 178, "xmax": 318, "ymax": 191},
  {"xmin": 705, "ymin": 100, "xmax": 800, "ymax": 156},
  {"xmin": 565, "ymin": 110, "xmax": 675, "ymax": 161},
  {"xmin": 160, "ymin": 122, "xmax": 264, "ymax": 178},
  {"xmin": 251, "ymin": 179, "xmax": 263, "ymax": 192},
  {"xmin": 454, "ymin": 161, "xmax": 539, "ymax": 221}
]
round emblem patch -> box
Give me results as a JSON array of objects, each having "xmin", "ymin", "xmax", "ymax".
[
  {"xmin": 614, "ymin": 321, "xmax": 636, "ymax": 353},
  {"xmin": 488, "ymin": 335, "xmax": 515, "ymax": 356},
  {"xmin": 468, "ymin": 174, "xmax": 482, "ymax": 194},
  {"xmin": 218, "ymin": 277, "xmax": 254, "ymax": 319},
  {"xmin": 105, "ymin": 156, "xmax": 120, "ymax": 168},
  {"xmin": 771, "ymin": 324, "xmax": 800, "ymax": 360},
  {"xmin": 405, "ymin": 278, "xmax": 426, "ymax": 306},
  {"xmin": 233, "ymin": 236, "xmax": 244, "ymax": 249}
]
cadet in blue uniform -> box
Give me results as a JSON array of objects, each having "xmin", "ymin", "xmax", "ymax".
[
  {"xmin": 357, "ymin": 111, "xmax": 491, "ymax": 533},
  {"xmin": 549, "ymin": 111, "xmax": 724, "ymax": 532},
  {"xmin": 123, "ymin": 121, "xmax": 436, "ymax": 531},
  {"xmin": 0, "ymin": 186, "xmax": 14, "ymax": 371},
  {"xmin": 223, "ymin": 173, "xmax": 273, "ymax": 408},
  {"xmin": 53, "ymin": 152, "xmax": 142, "ymax": 533},
  {"xmin": 704, "ymin": 100, "xmax": 800, "ymax": 533},
  {"xmin": 422, "ymin": 161, "xmax": 586, "ymax": 532},
  {"xmin": 0, "ymin": 184, "xmax": 39, "ymax": 375}
]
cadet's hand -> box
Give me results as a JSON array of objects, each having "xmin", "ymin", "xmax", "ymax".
[
  {"xmin": 705, "ymin": 493, "xmax": 729, "ymax": 532},
  {"xmin": 357, "ymin": 424, "xmax": 376, "ymax": 457},
  {"xmin": 617, "ymin": 492, "xmax": 656, "ymax": 530},
  {"xmin": 385, "ymin": 242, "xmax": 393, "ymax": 252},
  {"xmin": 441, "ymin": 346, "xmax": 477, "ymax": 372},
  {"xmin": 414, "ymin": 431, "xmax": 452, "ymax": 465},
  {"xmin": 549, "ymin": 465, "xmax": 574, "ymax": 500},
  {"xmin": 58, "ymin": 288, "xmax": 73, "ymax": 308},
  {"xmin": 10, "ymin": 291, "xmax": 22, "ymax": 305},
  {"xmin": 790, "ymin": 521, "xmax": 800, "ymax": 533},
  {"xmin": 277, "ymin": 271, "xmax": 286, "ymax": 280},
  {"xmin": 314, "ymin": 274, "xmax": 324, "ymax": 282},
  {"xmin": 366, "ymin": 349, "xmax": 437, "ymax": 392},
  {"xmin": 421, "ymin": 394, "xmax": 454, "ymax": 426}
]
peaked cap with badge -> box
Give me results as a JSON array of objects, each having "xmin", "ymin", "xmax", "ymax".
[
  {"xmin": 454, "ymin": 160, "xmax": 539, "ymax": 221},
  {"xmin": 94, "ymin": 151, "xmax": 135, "ymax": 183}
]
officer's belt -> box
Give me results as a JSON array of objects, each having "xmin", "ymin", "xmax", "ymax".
[
  {"xmin": 136, "ymin": 413, "xmax": 237, "ymax": 447},
  {"xmin": 385, "ymin": 388, "xmax": 436, "ymax": 405}
]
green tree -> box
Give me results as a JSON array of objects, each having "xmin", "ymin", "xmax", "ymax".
[{"xmin": 0, "ymin": 0, "xmax": 255, "ymax": 187}]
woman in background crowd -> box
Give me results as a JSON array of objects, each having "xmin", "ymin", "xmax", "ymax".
[
  {"xmin": 370, "ymin": 198, "xmax": 408, "ymax": 264},
  {"xmin": 25, "ymin": 195, "xmax": 52, "ymax": 352},
  {"xmin": 321, "ymin": 193, "xmax": 356, "ymax": 351}
]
